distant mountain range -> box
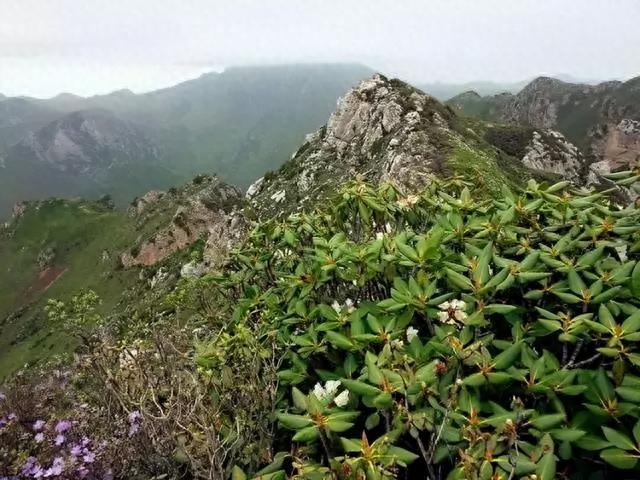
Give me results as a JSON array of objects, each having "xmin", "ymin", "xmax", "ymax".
[
  {"xmin": 0, "ymin": 64, "xmax": 374, "ymax": 217},
  {"xmin": 1, "ymin": 64, "xmax": 635, "ymax": 219},
  {"xmin": 447, "ymin": 75, "xmax": 640, "ymax": 176}
]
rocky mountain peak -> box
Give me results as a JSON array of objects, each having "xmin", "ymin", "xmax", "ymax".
[{"xmin": 247, "ymin": 74, "xmax": 467, "ymax": 217}]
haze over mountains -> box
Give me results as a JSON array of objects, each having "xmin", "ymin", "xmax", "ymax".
[
  {"xmin": 0, "ymin": 64, "xmax": 374, "ymax": 217},
  {"xmin": 0, "ymin": 62, "xmax": 637, "ymax": 219}
]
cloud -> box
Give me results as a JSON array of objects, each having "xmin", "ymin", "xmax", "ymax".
[{"xmin": 1, "ymin": 0, "xmax": 639, "ymax": 97}]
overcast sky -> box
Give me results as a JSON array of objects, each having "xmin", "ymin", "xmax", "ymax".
[{"xmin": 1, "ymin": 0, "xmax": 639, "ymax": 98}]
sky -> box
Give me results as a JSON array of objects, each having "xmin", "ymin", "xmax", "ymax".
[{"xmin": 1, "ymin": 0, "xmax": 639, "ymax": 98}]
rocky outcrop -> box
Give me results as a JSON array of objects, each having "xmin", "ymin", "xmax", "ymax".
[
  {"xmin": 594, "ymin": 119, "xmax": 640, "ymax": 171},
  {"xmin": 248, "ymin": 74, "xmax": 501, "ymax": 218},
  {"xmin": 451, "ymin": 75, "xmax": 640, "ymax": 179},
  {"xmin": 521, "ymin": 130, "xmax": 583, "ymax": 182},
  {"xmin": 121, "ymin": 176, "xmax": 246, "ymax": 270}
]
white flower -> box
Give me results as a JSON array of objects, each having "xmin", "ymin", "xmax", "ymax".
[
  {"xmin": 376, "ymin": 232, "xmax": 384, "ymax": 240},
  {"xmin": 385, "ymin": 222, "xmax": 392, "ymax": 233},
  {"xmin": 406, "ymin": 326, "xmax": 419, "ymax": 342},
  {"xmin": 454, "ymin": 310, "xmax": 467, "ymax": 321},
  {"xmin": 437, "ymin": 298, "xmax": 467, "ymax": 325},
  {"xmin": 325, "ymin": 380, "xmax": 341, "ymax": 396},
  {"xmin": 331, "ymin": 300, "xmax": 341, "ymax": 314},
  {"xmin": 345, "ymin": 298, "xmax": 356, "ymax": 313},
  {"xmin": 313, "ymin": 383, "xmax": 326, "ymax": 400},
  {"xmin": 450, "ymin": 299, "xmax": 466, "ymax": 310},
  {"xmin": 397, "ymin": 195, "xmax": 420, "ymax": 209},
  {"xmin": 391, "ymin": 339, "xmax": 405, "ymax": 349},
  {"xmin": 333, "ymin": 390, "xmax": 349, "ymax": 407}
]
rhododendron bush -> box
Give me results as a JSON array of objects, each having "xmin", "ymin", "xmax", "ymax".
[{"xmin": 207, "ymin": 176, "xmax": 640, "ymax": 479}]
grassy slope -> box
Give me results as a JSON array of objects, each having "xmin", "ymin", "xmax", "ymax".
[{"xmin": 0, "ymin": 200, "xmax": 138, "ymax": 378}]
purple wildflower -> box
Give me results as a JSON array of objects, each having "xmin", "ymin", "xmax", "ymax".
[
  {"xmin": 128, "ymin": 410, "xmax": 142, "ymax": 422},
  {"xmin": 43, "ymin": 457, "xmax": 64, "ymax": 477},
  {"xmin": 34, "ymin": 432, "xmax": 45, "ymax": 443},
  {"xmin": 80, "ymin": 436, "xmax": 91, "ymax": 447},
  {"xmin": 82, "ymin": 451, "xmax": 96, "ymax": 464},
  {"xmin": 22, "ymin": 458, "xmax": 44, "ymax": 478},
  {"xmin": 128, "ymin": 410, "xmax": 142, "ymax": 436},
  {"xmin": 54, "ymin": 434, "xmax": 66, "ymax": 446},
  {"xmin": 33, "ymin": 420, "xmax": 46, "ymax": 431},
  {"xmin": 77, "ymin": 467, "xmax": 89, "ymax": 479},
  {"xmin": 54, "ymin": 420, "xmax": 72, "ymax": 433},
  {"xmin": 70, "ymin": 444, "xmax": 83, "ymax": 456},
  {"xmin": 7, "ymin": 413, "xmax": 17, "ymax": 421}
]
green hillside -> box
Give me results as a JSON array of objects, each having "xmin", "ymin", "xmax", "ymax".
[{"xmin": 0, "ymin": 200, "xmax": 138, "ymax": 377}]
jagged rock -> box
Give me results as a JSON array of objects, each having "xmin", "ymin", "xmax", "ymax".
[
  {"xmin": 521, "ymin": 130, "xmax": 582, "ymax": 182},
  {"xmin": 129, "ymin": 190, "xmax": 165, "ymax": 216},
  {"xmin": 449, "ymin": 76, "xmax": 640, "ymax": 179},
  {"xmin": 12, "ymin": 202, "xmax": 27, "ymax": 219},
  {"xmin": 249, "ymin": 74, "xmax": 466, "ymax": 218},
  {"xmin": 594, "ymin": 119, "xmax": 640, "ymax": 171},
  {"xmin": 180, "ymin": 261, "xmax": 207, "ymax": 279},
  {"xmin": 121, "ymin": 175, "xmax": 247, "ymax": 270},
  {"xmin": 248, "ymin": 74, "xmax": 592, "ymax": 219}
]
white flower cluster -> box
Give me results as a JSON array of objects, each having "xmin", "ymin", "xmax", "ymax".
[
  {"xmin": 390, "ymin": 327, "xmax": 420, "ymax": 350},
  {"xmin": 396, "ymin": 194, "xmax": 420, "ymax": 209},
  {"xmin": 313, "ymin": 380, "xmax": 349, "ymax": 407},
  {"xmin": 406, "ymin": 326, "xmax": 419, "ymax": 342},
  {"xmin": 437, "ymin": 300, "xmax": 467, "ymax": 325},
  {"xmin": 332, "ymin": 298, "xmax": 356, "ymax": 314}
]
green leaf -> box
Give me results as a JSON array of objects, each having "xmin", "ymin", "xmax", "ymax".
[
  {"xmin": 484, "ymin": 304, "xmax": 517, "ymax": 315},
  {"xmin": 292, "ymin": 387, "xmax": 308, "ymax": 411},
  {"xmin": 341, "ymin": 378, "xmax": 382, "ymax": 397},
  {"xmin": 292, "ymin": 425, "xmax": 319, "ymax": 442},
  {"xmin": 492, "ymin": 342, "xmax": 522, "ymax": 370},
  {"xmin": 386, "ymin": 446, "xmax": 419, "ymax": 466},
  {"xmin": 616, "ymin": 386, "xmax": 640, "ymax": 403},
  {"xmin": 232, "ymin": 466, "xmax": 247, "ymax": 480},
  {"xmin": 602, "ymin": 426, "xmax": 636, "ymax": 450},
  {"xmin": 529, "ymin": 413, "xmax": 565, "ymax": 430},
  {"xmin": 577, "ymin": 245, "xmax": 605, "ymax": 267},
  {"xmin": 365, "ymin": 352, "xmax": 384, "ymax": 385},
  {"xmin": 592, "ymin": 286, "xmax": 623, "ymax": 304},
  {"xmin": 535, "ymin": 452, "xmax": 556, "ymax": 480},
  {"xmin": 325, "ymin": 331, "xmax": 354, "ymax": 350},
  {"xmin": 325, "ymin": 419, "xmax": 354, "ymax": 433},
  {"xmin": 632, "ymin": 262, "xmax": 640, "ymax": 296},
  {"xmin": 277, "ymin": 413, "xmax": 313, "ymax": 430},
  {"xmin": 445, "ymin": 268, "xmax": 473, "ymax": 291},
  {"xmin": 600, "ymin": 448, "xmax": 638, "ymax": 469}
]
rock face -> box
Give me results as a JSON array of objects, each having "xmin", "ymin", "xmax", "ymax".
[
  {"xmin": 449, "ymin": 75, "xmax": 640, "ymax": 178},
  {"xmin": 595, "ymin": 119, "xmax": 640, "ymax": 170},
  {"xmin": 121, "ymin": 176, "xmax": 246, "ymax": 270},
  {"xmin": 248, "ymin": 74, "xmax": 595, "ymax": 218},
  {"xmin": 520, "ymin": 130, "xmax": 583, "ymax": 182},
  {"xmin": 19, "ymin": 109, "xmax": 159, "ymax": 174},
  {"xmin": 248, "ymin": 74, "xmax": 526, "ymax": 218}
]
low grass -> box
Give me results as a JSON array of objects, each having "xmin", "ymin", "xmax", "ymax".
[{"xmin": 0, "ymin": 199, "xmax": 138, "ymax": 378}]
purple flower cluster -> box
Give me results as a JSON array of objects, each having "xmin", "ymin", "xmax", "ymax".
[
  {"xmin": 12, "ymin": 418, "xmax": 107, "ymax": 479},
  {"xmin": 128, "ymin": 410, "xmax": 142, "ymax": 437}
]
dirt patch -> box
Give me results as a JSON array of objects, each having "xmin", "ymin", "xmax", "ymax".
[{"xmin": 21, "ymin": 266, "xmax": 68, "ymax": 305}]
